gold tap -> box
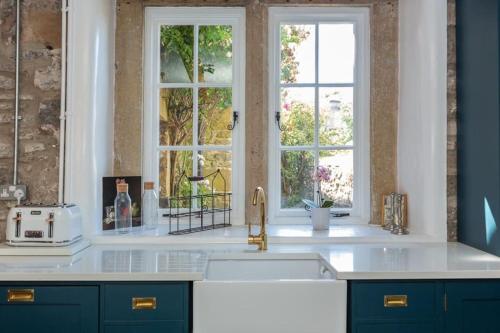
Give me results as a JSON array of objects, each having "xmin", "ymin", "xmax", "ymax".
[{"xmin": 248, "ymin": 187, "xmax": 268, "ymax": 251}]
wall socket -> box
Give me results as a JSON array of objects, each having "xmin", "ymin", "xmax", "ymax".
[{"xmin": 0, "ymin": 185, "xmax": 27, "ymax": 203}]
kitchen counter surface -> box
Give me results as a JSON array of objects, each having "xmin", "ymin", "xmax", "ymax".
[{"xmin": 1, "ymin": 241, "xmax": 500, "ymax": 281}]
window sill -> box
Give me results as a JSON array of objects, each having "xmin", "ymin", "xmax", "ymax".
[{"xmin": 91, "ymin": 223, "xmax": 443, "ymax": 245}]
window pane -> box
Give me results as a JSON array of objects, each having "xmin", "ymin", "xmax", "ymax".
[
  {"xmin": 319, "ymin": 24, "xmax": 355, "ymax": 84},
  {"xmin": 319, "ymin": 87, "xmax": 354, "ymax": 146},
  {"xmin": 280, "ymin": 87, "xmax": 315, "ymax": 146},
  {"xmin": 160, "ymin": 25, "xmax": 194, "ymax": 83},
  {"xmin": 198, "ymin": 88, "xmax": 232, "ymax": 146},
  {"xmin": 159, "ymin": 150, "xmax": 193, "ymax": 208},
  {"xmin": 198, "ymin": 151, "xmax": 232, "ymax": 208},
  {"xmin": 281, "ymin": 150, "xmax": 315, "ymax": 208},
  {"xmin": 159, "ymin": 88, "xmax": 193, "ymax": 146},
  {"xmin": 199, "ymin": 25, "xmax": 233, "ymax": 83},
  {"xmin": 280, "ymin": 24, "xmax": 315, "ymax": 84},
  {"xmin": 319, "ymin": 150, "xmax": 353, "ymax": 208}
]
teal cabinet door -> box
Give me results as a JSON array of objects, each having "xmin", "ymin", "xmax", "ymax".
[
  {"xmin": 102, "ymin": 282, "xmax": 190, "ymax": 333},
  {"xmin": 355, "ymin": 322, "xmax": 437, "ymax": 333},
  {"xmin": 350, "ymin": 281, "xmax": 444, "ymax": 333},
  {"xmin": 104, "ymin": 321, "xmax": 185, "ymax": 333},
  {"xmin": 446, "ymin": 281, "xmax": 500, "ymax": 333},
  {"xmin": 0, "ymin": 286, "xmax": 98, "ymax": 333}
]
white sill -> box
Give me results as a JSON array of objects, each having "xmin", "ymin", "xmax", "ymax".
[{"xmin": 91, "ymin": 223, "xmax": 443, "ymax": 245}]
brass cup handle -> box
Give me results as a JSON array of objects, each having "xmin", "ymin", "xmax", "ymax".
[
  {"xmin": 8, "ymin": 289, "xmax": 35, "ymax": 302},
  {"xmin": 384, "ymin": 295, "xmax": 408, "ymax": 308},
  {"xmin": 132, "ymin": 297, "xmax": 157, "ymax": 310}
]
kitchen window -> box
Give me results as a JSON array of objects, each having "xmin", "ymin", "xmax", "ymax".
[
  {"xmin": 143, "ymin": 8, "xmax": 245, "ymax": 223},
  {"xmin": 268, "ymin": 7, "xmax": 370, "ymax": 223}
]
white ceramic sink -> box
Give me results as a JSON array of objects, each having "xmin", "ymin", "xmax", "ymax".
[{"xmin": 193, "ymin": 253, "xmax": 347, "ymax": 333}]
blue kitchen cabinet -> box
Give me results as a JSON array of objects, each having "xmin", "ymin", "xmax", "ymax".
[
  {"xmin": 0, "ymin": 285, "xmax": 99, "ymax": 333},
  {"xmin": 349, "ymin": 281, "xmax": 444, "ymax": 333},
  {"xmin": 445, "ymin": 281, "xmax": 500, "ymax": 333},
  {"xmin": 350, "ymin": 280, "xmax": 500, "ymax": 332},
  {"xmin": 102, "ymin": 282, "xmax": 190, "ymax": 333},
  {"xmin": 0, "ymin": 282, "xmax": 190, "ymax": 333}
]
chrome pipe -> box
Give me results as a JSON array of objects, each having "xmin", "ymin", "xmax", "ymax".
[
  {"xmin": 13, "ymin": 0, "xmax": 21, "ymax": 185},
  {"xmin": 58, "ymin": 0, "xmax": 69, "ymax": 203}
]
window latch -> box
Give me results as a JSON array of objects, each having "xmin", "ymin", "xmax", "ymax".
[
  {"xmin": 227, "ymin": 111, "xmax": 239, "ymax": 130},
  {"xmin": 276, "ymin": 111, "xmax": 284, "ymax": 131}
]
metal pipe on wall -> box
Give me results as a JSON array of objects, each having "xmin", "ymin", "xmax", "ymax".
[
  {"xmin": 13, "ymin": 0, "xmax": 21, "ymax": 185},
  {"xmin": 59, "ymin": 0, "xmax": 69, "ymax": 203}
]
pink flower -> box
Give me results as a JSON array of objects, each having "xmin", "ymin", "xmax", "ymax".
[
  {"xmin": 313, "ymin": 166, "xmax": 331, "ymax": 182},
  {"xmin": 283, "ymin": 103, "xmax": 291, "ymax": 111}
]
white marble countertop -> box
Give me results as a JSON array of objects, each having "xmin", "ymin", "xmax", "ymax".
[
  {"xmin": 1, "ymin": 241, "xmax": 500, "ymax": 281},
  {"xmin": 92, "ymin": 224, "xmax": 442, "ymax": 244}
]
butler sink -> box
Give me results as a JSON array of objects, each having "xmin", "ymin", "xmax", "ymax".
[{"xmin": 193, "ymin": 253, "xmax": 347, "ymax": 333}]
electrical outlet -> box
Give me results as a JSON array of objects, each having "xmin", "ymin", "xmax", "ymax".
[{"xmin": 0, "ymin": 185, "xmax": 27, "ymax": 202}]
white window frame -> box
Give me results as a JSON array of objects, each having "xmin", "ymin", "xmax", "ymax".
[
  {"xmin": 143, "ymin": 7, "xmax": 246, "ymax": 225},
  {"xmin": 268, "ymin": 7, "xmax": 371, "ymax": 224}
]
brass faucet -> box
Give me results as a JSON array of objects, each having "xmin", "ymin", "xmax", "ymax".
[{"xmin": 248, "ymin": 187, "xmax": 268, "ymax": 251}]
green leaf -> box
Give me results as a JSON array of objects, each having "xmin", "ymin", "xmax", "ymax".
[{"xmin": 321, "ymin": 200, "xmax": 334, "ymax": 208}]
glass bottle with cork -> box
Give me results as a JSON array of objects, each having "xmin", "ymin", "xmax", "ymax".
[
  {"xmin": 142, "ymin": 181, "xmax": 158, "ymax": 229},
  {"xmin": 114, "ymin": 183, "xmax": 132, "ymax": 233}
]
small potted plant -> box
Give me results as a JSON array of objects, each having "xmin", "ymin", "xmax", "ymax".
[{"xmin": 302, "ymin": 166, "xmax": 333, "ymax": 230}]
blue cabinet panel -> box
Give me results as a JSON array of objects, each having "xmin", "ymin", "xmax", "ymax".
[
  {"xmin": 351, "ymin": 281, "xmax": 439, "ymax": 319},
  {"xmin": 355, "ymin": 322, "xmax": 437, "ymax": 333},
  {"xmin": 103, "ymin": 283, "xmax": 188, "ymax": 322},
  {"xmin": 104, "ymin": 321, "xmax": 185, "ymax": 333},
  {"xmin": 446, "ymin": 281, "xmax": 500, "ymax": 333},
  {"xmin": 349, "ymin": 281, "xmax": 444, "ymax": 333},
  {"xmin": 0, "ymin": 286, "xmax": 98, "ymax": 333},
  {"xmin": 457, "ymin": 0, "xmax": 500, "ymax": 255},
  {"xmin": 102, "ymin": 282, "xmax": 190, "ymax": 333}
]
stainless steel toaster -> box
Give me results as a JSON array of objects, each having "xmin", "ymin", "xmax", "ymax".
[{"xmin": 6, "ymin": 204, "xmax": 82, "ymax": 247}]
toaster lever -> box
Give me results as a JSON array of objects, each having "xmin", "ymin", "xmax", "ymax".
[
  {"xmin": 12, "ymin": 212, "xmax": 21, "ymax": 238},
  {"xmin": 47, "ymin": 213, "xmax": 54, "ymax": 238}
]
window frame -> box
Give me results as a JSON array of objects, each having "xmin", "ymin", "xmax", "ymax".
[
  {"xmin": 268, "ymin": 7, "xmax": 371, "ymax": 224},
  {"xmin": 143, "ymin": 7, "xmax": 246, "ymax": 225}
]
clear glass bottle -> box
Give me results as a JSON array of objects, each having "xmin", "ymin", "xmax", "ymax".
[
  {"xmin": 142, "ymin": 181, "xmax": 158, "ymax": 229},
  {"xmin": 114, "ymin": 183, "xmax": 132, "ymax": 233}
]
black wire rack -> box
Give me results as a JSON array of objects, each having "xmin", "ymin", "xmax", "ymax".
[{"xmin": 163, "ymin": 169, "xmax": 232, "ymax": 235}]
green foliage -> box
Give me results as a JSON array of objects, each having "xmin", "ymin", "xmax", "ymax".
[
  {"xmin": 161, "ymin": 26, "xmax": 195, "ymax": 81},
  {"xmin": 159, "ymin": 25, "xmax": 233, "ymax": 199},
  {"xmin": 280, "ymin": 25, "xmax": 310, "ymax": 83},
  {"xmin": 279, "ymin": 25, "xmax": 354, "ymax": 208},
  {"xmin": 321, "ymin": 200, "xmax": 334, "ymax": 208},
  {"xmin": 198, "ymin": 26, "xmax": 232, "ymax": 77}
]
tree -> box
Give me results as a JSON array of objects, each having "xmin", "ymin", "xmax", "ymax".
[{"xmin": 159, "ymin": 25, "xmax": 233, "ymax": 199}]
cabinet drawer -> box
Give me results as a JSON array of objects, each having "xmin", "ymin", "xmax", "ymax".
[
  {"xmin": 104, "ymin": 321, "xmax": 185, "ymax": 333},
  {"xmin": 351, "ymin": 281, "xmax": 439, "ymax": 319},
  {"xmin": 0, "ymin": 286, "xmax": 99, "ymax": 333},
  {"xmin": 103, "ymin": 283, "xmax": 189, "ymax": 322}
]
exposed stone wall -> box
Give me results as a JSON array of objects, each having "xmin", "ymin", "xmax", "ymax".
[
  {"xmin": 0, "ymin": 0, "xmax": 459, "ymax": 240},
  {"xmin": 115, "ymin": 0, "xmax": 399, "ymax": 226},
  {"xmin": 447, "ymin": 0, "xmax": 457, "ymax": 241},
  {"xmin": 0, "ymin": 0, "xmax": 61, "ymax": 241}
]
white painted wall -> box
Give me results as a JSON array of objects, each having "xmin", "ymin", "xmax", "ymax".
[
  {"xmin": 398, "ymin": 0, "xmax": 448, "ymax": 241},
  {"xmin": 65, "ymin": 0, "xmax": 116, "ymax": 237}
]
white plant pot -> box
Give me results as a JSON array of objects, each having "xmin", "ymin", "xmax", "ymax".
[{"xmin": 311, "ymin": 208, "xmax": 331, "ymax": 230}]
